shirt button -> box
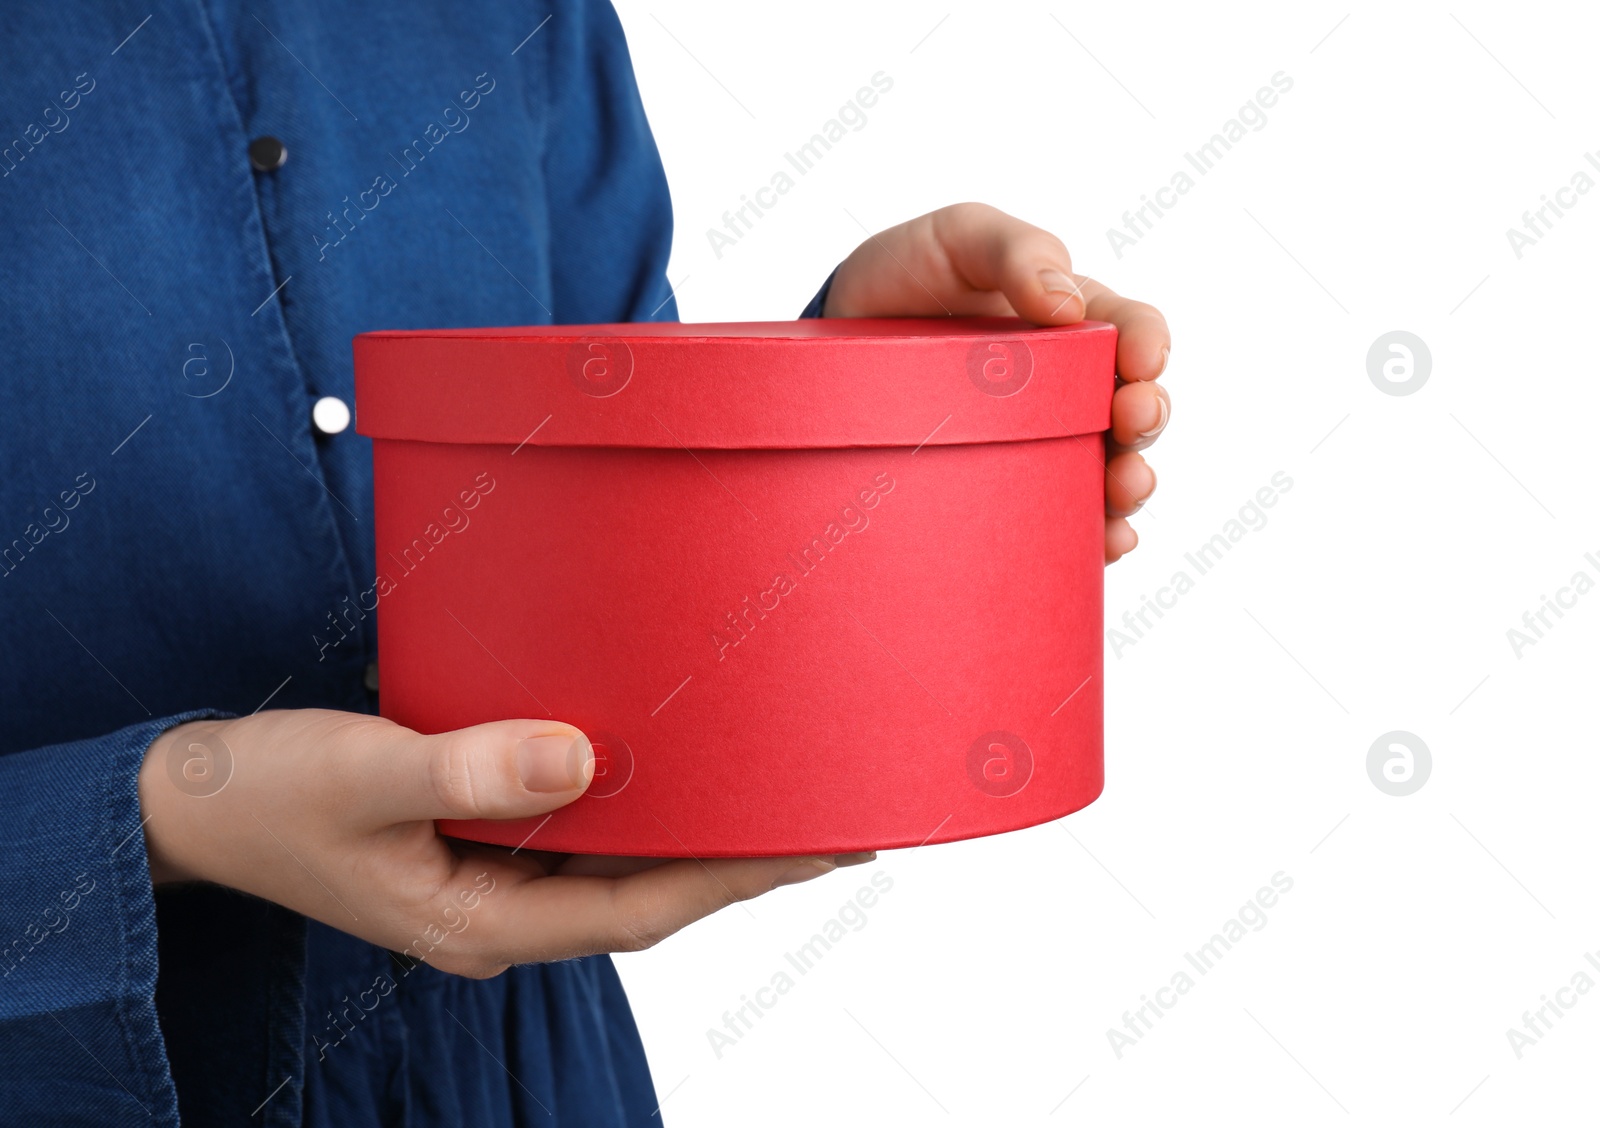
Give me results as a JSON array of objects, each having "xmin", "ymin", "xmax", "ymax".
[
  {"xmin": 248, "ymin": 136, "xmax": 288, "ymax": 172},
  {"xmin": 364, "ymin": 662, "xmax": 380, "ymax": 693},
  {"xmin": 312, "ymin": 395, "xmax": 351, "ymax": 435}
]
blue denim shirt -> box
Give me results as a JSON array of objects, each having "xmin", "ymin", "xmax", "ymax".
[{"xmin": 0, "ymin": 3, "xmax": 830, "ymax": 1124}]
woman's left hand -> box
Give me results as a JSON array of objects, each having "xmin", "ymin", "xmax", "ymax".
[{"xmin": 825, "ymin": 203, "xmax": 1170, "ymax": 564}]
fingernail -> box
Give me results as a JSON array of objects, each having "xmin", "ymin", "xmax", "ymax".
[
  {"xmin": 1039, "ymin": 269, "xmax": 1084, "ymax": 318},
  {"xmin": 772, "ymin": 858, "xmax": 837, "ymax": 888},
  {"xmin": 1138, "ymin": 467, "xmax": 1158, "ymax": 504},
  {"xmin": 834, "ymin": 851, "xmax": 877, "ymax": 867},
  {"xmin": 1138, "ymin": 394, "xmax": 1170, "ymax": 439},
  {"xmin": 1157, "ymin": 346, "xmax": 1170, "ymax": 377},
  {"xmin": 517, "ymin": 733, "xmax": 593, "ymax": 792}
]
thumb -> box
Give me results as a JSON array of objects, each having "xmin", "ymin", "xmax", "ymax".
[
  {"xmin": 933, "ymin": 203, "xmax": 1090, "ymax": 325},
  {"xmin": 359, "ymin": 718, "xmax": 596, "ymax": 825}
]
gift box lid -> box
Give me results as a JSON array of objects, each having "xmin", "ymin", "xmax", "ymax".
[{"xmin": 354, "ymin": 316, "xmax": 1116, "ymax": 450}]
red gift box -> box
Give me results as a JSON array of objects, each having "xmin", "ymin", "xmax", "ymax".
[{"xmin": 354, "ymin": 317, "xmax": 1116, "ymax": 856}]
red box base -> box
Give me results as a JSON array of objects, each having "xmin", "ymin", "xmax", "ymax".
[{"xmin": 358, "ymin": 318, "xmax": 1114, "ymax": 856}]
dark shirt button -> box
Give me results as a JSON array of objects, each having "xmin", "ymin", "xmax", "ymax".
[
  {"xmin": 248, "ymin": 136, "xmax": 288, "ymax": 172},
  {"xmin": 364, "ymin": 661, "xmax": 380, "ymax": 693}
]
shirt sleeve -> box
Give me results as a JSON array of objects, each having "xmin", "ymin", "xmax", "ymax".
[
  {"xmin": 542, "ymin": 0, "xmax": 679, "ymax": 325},
  {"xmin": 540, "ymin": 1, "xmax": 843, "ymax": 328},
  {"xmin": 798, "ymin": 268, "xmax": 839, "ymax": 320},
  {"xmin": 0, "ymin": 711, "xmax": 228, "ymax": 1127}
]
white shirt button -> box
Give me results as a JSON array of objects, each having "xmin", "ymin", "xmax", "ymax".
[{"xmin": 312, "ymin": 395, "xmax": 351, "ymax": 435}]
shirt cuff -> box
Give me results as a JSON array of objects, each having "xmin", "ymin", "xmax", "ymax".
[
  {"xmin": 798, "ymin": 267, "xmax": 840, "ymax": 320},
  {"xmin": 0, "ymin": 710, "xmax": 232, "ymax": 1127}
]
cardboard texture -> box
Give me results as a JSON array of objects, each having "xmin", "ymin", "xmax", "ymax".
[{"xmin": 355, "ymin": 317, "xmax": 1117, "ymax": 856}]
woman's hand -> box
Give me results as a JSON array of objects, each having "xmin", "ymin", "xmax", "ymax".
[
  {"xmin": 825, "ymin": 203, "xmax": 1170, "ymax": 563},
  {"xmin": 140, "ymin": 710, "xmax": 856, "ymax": 977}
]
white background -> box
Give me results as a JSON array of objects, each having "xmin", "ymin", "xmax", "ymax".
[{"xmin": 607, "ymin": 2, "xmax": 1598, "ymax": 1124}]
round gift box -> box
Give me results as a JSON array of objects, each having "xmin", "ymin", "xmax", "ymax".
[{"xmin": 354, "ymin": 317, "xmax": 1116, "ymax": 856}]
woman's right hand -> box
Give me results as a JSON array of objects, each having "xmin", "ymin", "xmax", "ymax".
[{"xmin": 139, "ymin": 710, "xmax": 855, "ymax": 977}]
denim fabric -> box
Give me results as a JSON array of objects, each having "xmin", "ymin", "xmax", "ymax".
[
  {"xmin": 0, "ymin": 1, "xmax": 692, "ymax": 1124},
  {"xmin": 798, "ymin": 268, "xmax": 838, "ymax": 320},
  {"xmin": 0, "ymin": 714, "xmax": 224, "ymax": 1127}
]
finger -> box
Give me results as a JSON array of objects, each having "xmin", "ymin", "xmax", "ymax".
[
  {"xmin": 556, "ymin": 850, "xmax": 877, "ymax": 879},
  {"xmin": 1105, "ymin": 451, "xmax": 1155, "ymax": 517},
  {"xmin": 470, "ymin": 855, "xmax": 841, "ymax": 966},
  {"xmin": 350, "ymin": 718, "xmax": 596, "ymax": 826},
  {"xmin": 446, "ymin": 840, "xmax": 568, "ymax": 879},
  {"xmin": 1108, "ymin": 380, "xmax": 1170, "ymax": 453},
  {"xmin": 557, "ymin": 854, "xmax": 677, "ymax": 878},
  {"xmin": 1077, "ymin": 280, "xmax": 1170, "ymax": 381},
  {"xmin": 442, "ymin": 843, "xmax": 674, "ymax": 883},
  {"xmin": 927, "ymin": 203, "xmax": 1089, "ymax": 324},
  {"xmin": 1105, "ymin": 517, "xmax": 1138, "ymax": 563}
]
